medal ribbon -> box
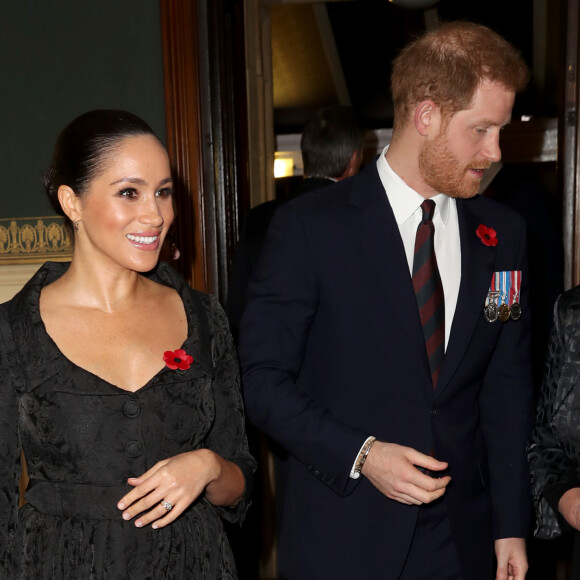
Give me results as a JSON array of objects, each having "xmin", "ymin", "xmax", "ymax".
[
  {"xmin": 501, "ymin": 271, "xmax": 511, "ymax": 306},
  {"xmin": 510, "ymin": 270, "xmax": 521, "ymax": 304}
]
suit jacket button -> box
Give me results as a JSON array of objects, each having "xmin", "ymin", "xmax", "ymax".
[{"xmin": 430, "ymin": 409, "xmax": 438, "ymax": 416}]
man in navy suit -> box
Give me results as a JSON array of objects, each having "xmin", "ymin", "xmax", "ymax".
[{"xmin": 240, "ymin": 22, "xmax": 533, "ymax": 579}]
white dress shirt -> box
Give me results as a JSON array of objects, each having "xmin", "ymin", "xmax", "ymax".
[{"xmin": 376, "ymin": 146, "xmax": 461, "ymax": 350}]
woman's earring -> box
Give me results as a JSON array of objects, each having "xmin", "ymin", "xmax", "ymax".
[{"xmin": 73, "ymin": 220, "xmax": 80, "ymax": 232}]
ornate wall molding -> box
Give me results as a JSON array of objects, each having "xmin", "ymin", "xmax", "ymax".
[{"xmin": 0, "ymin": 216, "xmax": 73, "ymax": 264}]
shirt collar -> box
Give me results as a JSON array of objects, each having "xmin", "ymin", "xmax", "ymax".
[{"xmin": 376, "ymin": 145, "xmax": 451, "ymax": 227}]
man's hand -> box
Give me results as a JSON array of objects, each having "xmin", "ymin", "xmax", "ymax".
[
  {"xmin": 494, "ymin": 537, "xmax": 527, "ymax": 580},
  {"xmin": 558, "ymin": 487, "xmax": 580, "ymax": 530},
  {"xmin": 361, "ymin": 441, "xmax": 451, "ymax": 505}
]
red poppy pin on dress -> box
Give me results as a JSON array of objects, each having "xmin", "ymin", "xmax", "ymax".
[
  {"xmin": 163, "ymin": 349, "xmax": 193, "ymax": 371},
  {"xmin": 476, "ymin": 224, "xmax": 498, "ymax": 247}
]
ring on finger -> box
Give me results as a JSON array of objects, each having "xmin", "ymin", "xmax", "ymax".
[{"xmin": 160, "ymin": 500, "xmax": 173, "ymax": 511}]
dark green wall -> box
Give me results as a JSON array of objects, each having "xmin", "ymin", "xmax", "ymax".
[{"xmin": 1, "ymin": 1, "xmax": 166, "ymax": 219}]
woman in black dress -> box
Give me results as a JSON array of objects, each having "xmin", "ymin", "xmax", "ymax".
[
  {"xmin": 528, "ymin": 287, "xmax": 580, "ymax": 578},
  {"xmin": 0, "ymin": 110, "xmax": 255, "ymax": 579}
]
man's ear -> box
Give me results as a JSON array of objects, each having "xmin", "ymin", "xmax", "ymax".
[
  {"xmin": 57, "ymin": 185, "xmax": 82, "ymax": 224},
  {"xmin": 414, "ymin": 100, "xmax": 442, "ymax": 137},
  {"xmin": 339, "ymin": 150, "xmax": 363, "ymax": 180}
]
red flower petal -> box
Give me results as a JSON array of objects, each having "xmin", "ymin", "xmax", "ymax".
[
  {"xmin": 476, "ymin": 224, "xmax": 498, "ymax": 247},
  {"xmin": 163, "ymin": 349, "xmax": 194, "ymax": 371},
  {"xmin": 163, "ymin": 351, "xmax": 178, "ymax": 370}
]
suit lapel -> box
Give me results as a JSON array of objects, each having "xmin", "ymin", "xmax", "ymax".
[
  {"xmin": 347, "ymin": 164, "xmax": 431, "ymax": 380},
  {"xmin": 346, "ymin": 166, "xmax": 498, "ymax": 394},
  {"xmin": 436, "ymin": 198, "xmax": 496, "ymax": 395}
]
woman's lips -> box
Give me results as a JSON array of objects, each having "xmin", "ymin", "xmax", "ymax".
[{"xmin": 126, "ymin": 233, "xmax": 160, "ymax": 250}]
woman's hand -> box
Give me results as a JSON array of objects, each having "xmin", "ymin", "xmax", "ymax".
[
  {"xmin": 117, "ymin": 449, "xmax": 244, "ymax": 529},
  {"xmin": 558, "ymin": 487, "xmax": 580, "ymax": 530}
]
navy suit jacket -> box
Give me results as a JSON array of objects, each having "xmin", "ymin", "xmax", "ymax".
[{"xmin": 239, "ymin": 160, "xmax": 533, "ymax": 579}]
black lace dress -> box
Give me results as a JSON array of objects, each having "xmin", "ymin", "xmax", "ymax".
[
  {"xmin": 0, "ymin": 262, "xmax": 255, "ymax": 579},
  {"xmin": 528, "ymin": 286, "xmax": 580, "ymax": 578}
]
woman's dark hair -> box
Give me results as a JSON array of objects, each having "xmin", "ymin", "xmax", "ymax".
[{"xmin": 44, "ymin": 109, "xmax": 159, "ymax": 221}]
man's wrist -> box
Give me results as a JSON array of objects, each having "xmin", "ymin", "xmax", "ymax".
[{"xmin": 349, "ymin": 436, "xmax": 376, "ymax": 479}]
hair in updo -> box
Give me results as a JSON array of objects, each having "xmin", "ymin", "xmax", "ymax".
[{"xmin": 44, "ymin": 110, "xmax": 159, "ymax": 223}]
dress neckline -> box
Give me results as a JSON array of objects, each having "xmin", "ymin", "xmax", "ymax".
[{"xmin": 29, "ymin": 262, "xmax": 198, "ymax": 394}]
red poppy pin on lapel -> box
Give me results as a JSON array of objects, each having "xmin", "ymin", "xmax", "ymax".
[
  {"xmin": 476, "ymin": 224, "xmax": 498, "ymax": 247},
  {"xmin": 163, "ymin": 349, "xmax": 194, "ymax": 371}
]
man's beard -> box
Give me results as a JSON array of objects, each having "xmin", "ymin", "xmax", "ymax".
[{"xmin": 418, "ymin": 132, "xmax": 490, "ymax": 199}]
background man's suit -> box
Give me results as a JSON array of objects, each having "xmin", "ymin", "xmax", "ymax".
[
  {"xmin": 227, "ymin": 176, "xmax": 334, "ymax": 342},
  {"xmin": 239, "ymin": 159, "xmax": 533, "ymax": 579}
]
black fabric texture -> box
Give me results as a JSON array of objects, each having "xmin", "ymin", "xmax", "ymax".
[{"xmin": 0, "ymin": 261, "xmax": 255, "ymax": 579}]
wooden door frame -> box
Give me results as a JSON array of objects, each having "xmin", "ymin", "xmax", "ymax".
[
  {"xmin": 562, "ymin": 0, "xmax": 580, "ymax": 288},
  {"xmin": 161, "ymin": 0, "xmax": 247, "ymax": 301}
]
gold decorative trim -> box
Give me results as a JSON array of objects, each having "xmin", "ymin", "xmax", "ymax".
[{"xmin": 0, "ymin": 216, "xmax": 73, "ymax": 264}]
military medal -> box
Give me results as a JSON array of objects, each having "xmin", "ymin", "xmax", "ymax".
[
  {"xmin": 484, "ymin": 270, "xmax": 523, "ymax": 323},
  {"xmin": 498, "ymin": 304, "xmax": 510, "ymax": 322},
  {"xmin": 497, "ymin": 271, "xmax": 511, "ymax": 321},
  {"xmin": 484, "ymin": 301, "xmax": 499, "ymax": 323},
  {"xmin": 484, "ymin": 272, "xmax": 500, "ymax": 322},
  {"xmin": 484, "ymin": 274, "xmax": 500, "ymax": 322},
  {"xmin": 510, "ymin": 270, "xmax": 522, "ymax": 321},
  {"xmin": 510, "ymin": 302, "xmax": 522, "ymax": 321}
]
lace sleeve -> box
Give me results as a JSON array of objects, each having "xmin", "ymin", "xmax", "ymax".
[
  {"xmin": 0, "ymin": 308, "xmax": 22, "ymax": 570},
  {"xmin": 205, "ymin": 296, "xmax": 256, "ymax": 523},
  {"xmin": 528, "ymin": 294, "xmax": 575, "ymax": 538}
]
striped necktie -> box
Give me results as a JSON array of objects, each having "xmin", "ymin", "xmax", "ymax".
[{"xmin": 412, "ymin": 199, "xmax": 445, "ymax": 388}]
